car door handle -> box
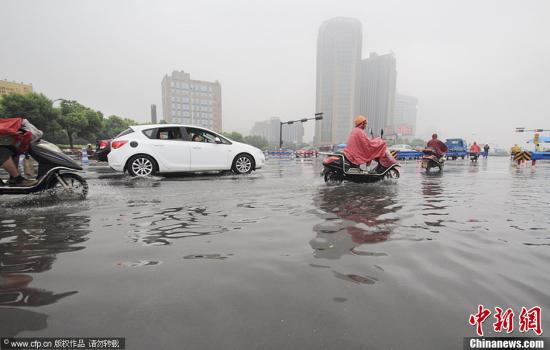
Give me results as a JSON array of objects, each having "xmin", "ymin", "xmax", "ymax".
[{"xmin": 154, "ymin": 145, "xmax": 164, "ymax": 147}]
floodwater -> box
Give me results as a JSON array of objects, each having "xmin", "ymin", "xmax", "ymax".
[{"xmin": 1, "ymin": 157, "xmax": 549, "ymax": 349}]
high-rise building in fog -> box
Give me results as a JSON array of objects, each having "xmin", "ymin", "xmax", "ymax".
[
  {"xmin": 250, "ymin": 117, "xmax": 304, "ymax": 146},
  {"xmin": 391, "ymin": 94, "xmax": 418, "ymax": 137},
  {"xmin": 161, "ymin": 71, "xmax": 222, "ymax": 131},
  {"xmin": 314, "ymin": 17, "xmax": 362, "ymax": 145},
  {"xmin": 250, "ymin": 121, "xmax": 270, "ymax": 141},
  {"xmin": 150, "ymin": 104, "xmax": 157, "ymax": 124},
  {"xmin": 357, "ymin": 52, "xmax": 397, "ymax": 137}
]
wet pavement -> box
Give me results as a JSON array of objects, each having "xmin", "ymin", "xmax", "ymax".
[{"xmin": 1, "ymin": 157, "xmax": 549, "ymax": 349}]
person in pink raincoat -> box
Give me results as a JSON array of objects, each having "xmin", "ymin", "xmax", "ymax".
[{"xmin": 343, "ymin": 115, "xmax": 396, "ymax": 173}]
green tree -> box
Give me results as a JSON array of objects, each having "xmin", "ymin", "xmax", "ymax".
[
  {"xmin": 0, "ymin": 92, "xmax": 62, "ymax": 139},
  {"xmin": 243, "ymin": 135, "xmax": 269, "ymax": 150},
  {"xmin": 58, "ymin": 100, "xmax": 103, "ymax": 149},
  {"xmin": 1, "ymin": 93, "xmax": 143, "ymax": 146},
  {"xmin": 99, "ymin": 115, "xmax": 137, "ymax": 139},
  {"xmin": 222, "ymin": 131, "xmax": 244, "ymax": 143}
]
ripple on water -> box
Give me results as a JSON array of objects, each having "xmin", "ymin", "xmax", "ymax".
[
  {"xmin": 125, "ymin": 206, "xmax": 234, "ymax": 246},
  {"xmin": 183, "ymin": 254, "xmax": 233, "ymax": 260}
]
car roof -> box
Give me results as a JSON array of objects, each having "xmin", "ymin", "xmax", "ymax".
[{"xmin": 130, "ymin": 124, "xmax": 214, "ymax": 131}]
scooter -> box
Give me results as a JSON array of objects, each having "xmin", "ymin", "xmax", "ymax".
[
  {"xmin": 469, "ymin": 152, "xmax": 480, "ymax": 162},
  {"xmin": 0, "ymin": 139, "xmax": 88, "ymax": 198},
  {"xmin": 421, "ymin": 148, "xmax": 445, "ymax": 173},
  {"xmin": 321, "ymin": 153, "xmax": 400, "ymax": 185}
]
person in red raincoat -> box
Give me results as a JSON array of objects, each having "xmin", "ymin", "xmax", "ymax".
[
  {"xmin": 343, "ymin": 115, "xmax": 396, "ymax": 173},
  {"xmin": 0, "ymin": 118, "xmax": 37, "ymax": 187},
  {"xmin": 426, "ymin": 133, "xmax": 448, "ymax": 158},
  {"xmin": 470, "ymin": 142, "xmax": 481, "ymax": 154}
]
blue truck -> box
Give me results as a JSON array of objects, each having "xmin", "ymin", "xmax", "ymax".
[{"xmin": 445, "ymin": 138, "xmax": 468, "ymax": 160}]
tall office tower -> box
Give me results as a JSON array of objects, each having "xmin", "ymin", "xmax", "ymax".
[
  {"xmin": 357, "ymin": 52, "xmax": 397, "ymax": 137},
  {"xmin": 392, "ymin": 94, "xmax": 418, "ymax": 137},
  {"xmin": 314, "ymin": 17, "xmax": 362, "ymax": 145},
  {"xmin": 161, "ymin": 71, "xmax": 222, "ymax": 131},
  {"xmin": 150, "ymin": 104, "xmax": 157, "ymax": 124}
]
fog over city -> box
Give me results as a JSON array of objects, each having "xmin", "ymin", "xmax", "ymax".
[{"xmin": 1, "ymin": 0, "xmax": 549, "ymax": 146}]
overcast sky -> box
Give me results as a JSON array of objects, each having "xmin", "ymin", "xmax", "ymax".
[{"xmin": 1, "ymin": 0, "xmax": 549, "ymax": 146}]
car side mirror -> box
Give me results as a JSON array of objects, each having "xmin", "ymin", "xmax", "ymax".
[{"xmin": 214, "ymin": 137, "xmax": 222, "ymax": 144}]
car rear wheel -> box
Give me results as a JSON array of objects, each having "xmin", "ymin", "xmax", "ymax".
[
  {"xmin": 232, "ymin": 154, "xmax": 254, "ymax": 174},
  {"xmin": 127, "ymin": 155, "xmax": 158, "ymax": 177}
]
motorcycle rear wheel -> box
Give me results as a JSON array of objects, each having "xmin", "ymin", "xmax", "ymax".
[
  {"xmin": 384, "ymin": 168, "xmax": 400, "ymax": 179},
  {"xmin": 324, "ymin": 170, "xmax": 343, "ymax": 186}
]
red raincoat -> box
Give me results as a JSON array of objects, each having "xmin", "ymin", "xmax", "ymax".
[
  {"xmin": 470, "ymin": 144, "xmax": 481, "ymax": 153},
  {"xmin": 0, "ymin": 117, "xmax": 32, "ymax": 153},
  {"xmin": 343, "ymin": 127, "xmax": 396, "ymax": 167},
  {"xmin": 427, "ymin": 138, "xmax": 448, "ymax": 157}
]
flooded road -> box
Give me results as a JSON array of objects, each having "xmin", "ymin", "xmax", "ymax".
[{"xmin": 1, "ymin": 157, "xmax": 549, "ymax": 349}]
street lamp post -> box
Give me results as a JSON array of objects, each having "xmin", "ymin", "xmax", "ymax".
[{"xmin": 279, "ymin": 113, "xmax": 323, "ymax": 149}]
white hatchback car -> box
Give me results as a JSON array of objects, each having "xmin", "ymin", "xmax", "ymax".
[{"xmin": 107, "ymin": 124, "xmax": 265, "ymax": 176}]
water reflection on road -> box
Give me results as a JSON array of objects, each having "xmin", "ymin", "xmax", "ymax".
[
  {"xmin": 0, "ymin": 212, "xmax": 88, "ymax": 307},
  {"xmin": 0, "ymin": 157, "xmax": 548, "ymax": 349},
  {"xmin": 310, "ymin": 183, "xmax": 398, "ymax": 259}
]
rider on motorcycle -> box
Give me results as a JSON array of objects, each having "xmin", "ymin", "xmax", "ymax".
[
  {"xmin": 470, "ymin": 142, "xmax": 481, "ymax": 154},
  {"xmin": 0, "ymin": 118, "xmax": 39, "ymax": 187},
  {"xmin": 426, "ymin": 133, "xmax": 448, "ymax": 159},
  {"xmin": 343, "ymin": 115, "xmax": 396, "ymax": 174}
]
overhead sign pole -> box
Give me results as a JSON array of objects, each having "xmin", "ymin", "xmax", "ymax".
[{"xmin": 279, "ymin": 113, "xmax": 323, "ymax": 149}]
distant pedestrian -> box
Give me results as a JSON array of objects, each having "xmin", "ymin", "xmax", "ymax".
[
  {"xmin": 86, "ymin": 144, "xmax": 94, "ymax": 156},
  {"xmin": 483, "ymin": 144, "xmax": 490, "ymax": 158}
]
